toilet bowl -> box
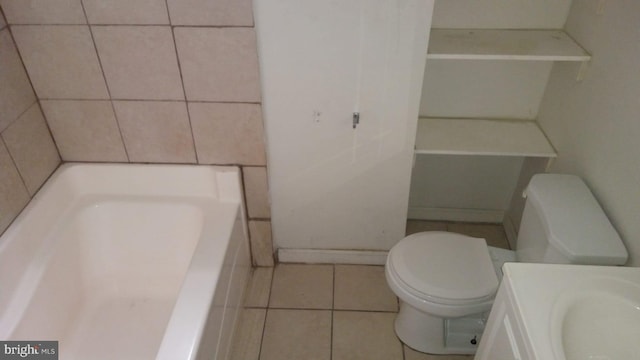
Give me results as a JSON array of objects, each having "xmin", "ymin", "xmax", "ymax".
[
  {"xmin": 385, "ymin": 231, "xmax": 503, "ymax": 354},
  {"xmin": 386, "ymin": 174, "xmax": 629, "ymax": 355}
]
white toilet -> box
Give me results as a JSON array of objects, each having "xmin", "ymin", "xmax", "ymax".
[{"xmin": 386, "ymin": 174, "xmax": 628, "ymax": 355}]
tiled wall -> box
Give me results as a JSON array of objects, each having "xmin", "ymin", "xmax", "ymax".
[
  {"xmin": 0, "ymin": 0, "xmax": 274, "ymax": 266},
  {"xmin": 0, "ymin": 9, "xmax": 61, "ymax": 234}
]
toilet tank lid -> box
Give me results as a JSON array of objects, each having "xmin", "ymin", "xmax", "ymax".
[{"xmin": 525, "ymin": 174, "xmax": 628, "ymax": 265}]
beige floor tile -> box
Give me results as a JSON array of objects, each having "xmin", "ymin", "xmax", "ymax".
[
  {"xmin": 406, "ymin": 220, "xmax": 448, "ymax": 235},
  {"xmin": 244, "ymin": 267, "xmax": 273, "ymax": 308},
  {"xmin": 260, "ymin": 309, "xmax": 331, "ymax": 360},
  {"xmin": 404, "ymin": 346, "xmax": 474, "ymax": 360},
  {"xmin": 334, "ymin": 265, "xmax": 397, "ymax": 312},
  {"xmin": 333, "ymin": 311, "xmax": 403, "ymax": 360},
  {"xmin": 230, "ymin": 308, "xmax": 266, "ymax": 360},
  {"xmin": 269, "ymin": 264, "xmax": 333, "ymax": 309},
  {"xmin": 447, "ymin": 222, "xmax": 510, "ymax": 249}
]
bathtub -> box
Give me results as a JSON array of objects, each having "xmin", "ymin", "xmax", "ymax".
[{"xmin": 0, "ymin": 163, "xmax": 251, "ymax": 360}]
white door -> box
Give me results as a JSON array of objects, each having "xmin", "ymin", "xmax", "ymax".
[{"xmin": 255, "ymin": 0, "xmax": 434, "ymax": 251}]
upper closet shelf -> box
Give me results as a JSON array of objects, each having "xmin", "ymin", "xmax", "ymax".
[
  {"xmin": 415, "ymin": 118, "xmax": 557, "ymax": 158},
  {"xmin": 427, "ymin": 29, "xmax": 591, "ymax": 62}
]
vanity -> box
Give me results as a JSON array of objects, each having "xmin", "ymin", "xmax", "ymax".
[{"xmin": 476, "ymin": 262, "xmax": 640, "ymax": 360}]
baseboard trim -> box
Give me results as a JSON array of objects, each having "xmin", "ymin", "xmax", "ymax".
[
  {"xmin": 278, "ymin": 248, "xmax": 389, "ymax": 265},
  {"xmin": 407, "ymin": 207, "xmax": 504, "ymax": 223}
]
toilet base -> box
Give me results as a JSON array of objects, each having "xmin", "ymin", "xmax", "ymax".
[{"xmin": 394, "ymin": 300, "xmax": 485, "ymax": 355}]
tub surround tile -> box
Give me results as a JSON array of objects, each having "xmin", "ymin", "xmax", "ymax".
[
  {"xmin": 174, "ymin": 28, "xmax": 261, "ymax": 102},
  {"xmin": 12, "ymin": 25, "xmax": 109, "ymax": 99},
  {"xmin": 230, "ymin": 308, "xmax": 266, "ymax": 360},
  {"xmin": 92, "ymin": 26, "xmax": 184, "ymax": 100},
  {"xmin": 243, "ymin": 166, "xmax": 270, "ymax": 218},
  {"xmin": 0, "ymin": 30, "xmax": 36, "ymax": 132},
  {"xmin": 0, "ymin": 141, "xmax": 30, "ymax": 234},
  {"xmin": 83, "ymin": 0, "xmax": 170, "ymax": 25},
  {"xmin": 1, "ymin": 104, "xmax": 60, "ymax": 195},
  {"xmin": 113, "ymin": 101, "xmax": 195, "ymax": 163},
  {"xmin": 189, "ymin": 103, "xmax": 266, "ymax": 165},
  {"xmin": 244, "ymin": 267, "xmax": 273, "ymax": 308},
  {"xmin": 334, "ymin": 265, "xmax": 398, "ymax": 312},
  {"xmin": 404, "ymin": 346, "xmax": 473, "ymax": 360},
  {"xmin": 260, "ymin": 309, "xmax": 331, "ymax": 360},
  {"xmin": 166, "ymin": 0, "xmax": 253, "ymax": 26},
  {"xmin": 41, "ymin": 100, "xmax": 127, "ymax": 162},
  {"xmin": 405, "ymin": 220, "xmax": 448, "ymax": 235},
  {"xmin": 269, "ymin": 264, "xmax": 333, "ymax": 309},
  {"xmin": 332, "ymin": 311, "xmax": 403, "ymax": 360},
  {"xmin": 0, "ymin": 0, "xmax": 86, "ymax": 24},
  {"xmin": 448, "ymin": 222, "xmax": 510, "ymax": 249},
  {"xmin": 248, "ymin": 220, "xmax": 274, "ymax": 267}
]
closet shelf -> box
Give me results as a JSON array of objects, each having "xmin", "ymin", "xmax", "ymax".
[
  {"xmin": 427, "ymin": 29, "xmax": 591, "ymax": 62},
  {"xmin": 415, "ymin": 118, "xmax": 557, "ymax": 157}
]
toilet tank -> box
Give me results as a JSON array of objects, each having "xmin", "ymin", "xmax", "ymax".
[{"xmin": 515, "ymin": 174, "xmax": 628, "ymax": 265}]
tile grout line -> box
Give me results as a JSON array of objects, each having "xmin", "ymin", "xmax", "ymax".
[
  {"xmin": 37, "ymin": 98, "xmax": 262, "ymax": 105},
  {"xmin": 257, "ymin": 266, "xmax": 277, "ymax": 360},
  {"xmin": 164, "ymin": 0, "xmax": 199, "ymax": 164},
  {"xmin": 330, "ymin": 264, "xmax": 335, "ymax": 360},
  {"xmin": 3, "ymin": 7, "xmax": 64, "ymax": 165},
  {"xmin": 79, "ymin": 0, "xmax": 130, "ymax": 162}
]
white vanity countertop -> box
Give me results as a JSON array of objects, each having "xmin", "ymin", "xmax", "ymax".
[{"xmin": 502, "ymin": 262, "xmax": 640, "ymax": 360}]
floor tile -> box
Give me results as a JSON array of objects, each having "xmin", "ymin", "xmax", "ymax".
[
  {"xmin": 259, "ymin": 309, "xmax": 331, "ymax": 360},
  {"xmin": 230, "ymin": 308, "xmax": 266, "ymax": 360},
  {"xmin": 332, "ymin": 311, "xmax": 403, "ymax": 360},
  {"xmin": 269, "ymin": 264, "xmax": 333, "ymax": 309},
  {"xmin": 404, "ymin": 346, "xmax": 474, "ymax": 360},
  {"xmin": 447, "ymin": 222, "xmax": 510, "ymax": 249},
  {"xmin": 245, "ymin": 267, "xmax": 273, "ymax": 308},
  {"xmin": 334, "ymin": 265, "xmax": 397, "ymax": 312},
  {"xmin": 406, "ymin": 220, "xmax": 448, "ymax": 235}
]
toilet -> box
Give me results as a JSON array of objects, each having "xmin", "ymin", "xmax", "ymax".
[{"xmin": 386, "ymin": 174, "xmax": 629, "ymax": 355}]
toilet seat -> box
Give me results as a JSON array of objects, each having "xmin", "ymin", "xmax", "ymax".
[{"xmin": 388, "ymin": 232, "xmax": 499, "ymax": 306}]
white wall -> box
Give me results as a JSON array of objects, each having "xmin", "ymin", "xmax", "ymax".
[
  {"xmin": 536, "ymin": 0, "xmax": 640, "ymax": 265},
  {"xmin": 255, "ymin": 0, "xmax": 433, "ymax": 250}
]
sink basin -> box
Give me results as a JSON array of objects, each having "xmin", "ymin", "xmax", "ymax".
[{"xmin": 551, "ymin": 277, "xmax": 640, "ymax": 360}]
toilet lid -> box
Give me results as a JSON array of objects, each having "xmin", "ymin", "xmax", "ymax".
[{"xmin": 389, "ymin": 232, "xmax": 499, "ymax": 302}]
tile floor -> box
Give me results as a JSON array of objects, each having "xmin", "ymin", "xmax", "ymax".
[{"xmin": 230, "ymin": 221, "xmax": 510, "ymax": 360}]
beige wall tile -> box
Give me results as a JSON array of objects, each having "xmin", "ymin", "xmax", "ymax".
[
  {"xmin": 167, "ymin": 0, "xmax": 253, "ymax": 26},
  {"xmin": 334, "ymin": 265, "xmax": 398, "ymax": 312},
  {"xmin": 260, "ymin": 309, "xmax": 331, "ymax": 360},
  {"xmin": 83, "ymin": 0, "xmax": 169, "ymax": 25},
  {"xmin": 12, "ymin": 26, "xmax": 109, "ymax": 99},
  {"xmin": 249, "ymin": 220, "xmax": 274, "ymax": 266},
  {"xmin": 2, "ymin": 104, "xmax": 60, "ymax": 195},
  {"xmin": 113, "ymin": 101, "xmax": 195, "ymax": 163},
  {"xmin": 189, "ymin": 103, "xmax": 266, "ymax": 165},
  {"xmin": 0, "ymin": 29, "xmax": 36, "ymax": 132},
  {"xmin": 174, "ymin": 28, "xmax": 261, "ymax": 102},
  {"xmin": 41, "ymin": 100, "xmax": 127, "ymax": 162},
  {"xmin": 0, "ymin": 0, "xmax": 86, "ymax": 24},
  {"xmin": 244, "ymin": 267, "xmax": 273, "ymax": 308},
  {"xmin": 0, "ymin": 141, "xmax": 29, "ymax": 234},
  {"xmin": 229, "ymin": 308, "xmax": 266, "ymax": 360},
  {"xmin": 93, "ymin": 26, "xmax": 183, "ymax": 100},
  {"xmin": 269, "ymin": 264, "xmax": 333, "ymax": 309},
  {"xmin": 243, "ymin": 166, "xmax": 270, "ymax": 218},
  {"xmin": 333, "ymin": 311, "xmax": 403, "ymax": 360}
]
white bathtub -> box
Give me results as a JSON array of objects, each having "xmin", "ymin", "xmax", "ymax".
[{"xmin": 0, "ymin": 163, "xmax": 251, "ymax": 360}]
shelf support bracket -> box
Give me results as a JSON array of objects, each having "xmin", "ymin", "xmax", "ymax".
[{"xmin": 576, "ymin": 61, "xmax": 590, "ymax": 82}]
